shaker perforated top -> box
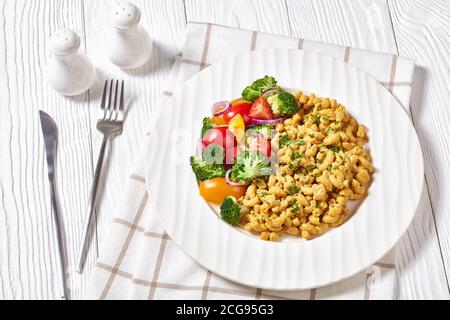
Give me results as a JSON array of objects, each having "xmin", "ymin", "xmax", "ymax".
[
  {"xmin": 110, "ymin": 1, "xmax": 141, "ymax": 29},
  {"xmin": 49, "ymin": 29, "xmax": 81, "ymax": 55}
]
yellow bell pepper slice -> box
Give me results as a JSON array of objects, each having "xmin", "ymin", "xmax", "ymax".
[{"xmin": 228, "ymin": 114, "xmax": 245, "ymax": 141}]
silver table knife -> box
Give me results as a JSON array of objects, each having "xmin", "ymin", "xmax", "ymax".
[{"xmin": 39, "ymin": 110, "xmax": 68, "ymax": 300}]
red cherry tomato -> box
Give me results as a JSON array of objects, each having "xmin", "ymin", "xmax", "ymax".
[
  {"xmin": 250, "ymin": 139, "xmax": 271, "ymax": 158},
  {"xmin": 223, "ymin": 99, "xmax": 252, "ymax": 125},
  {"xmin": 249, "ymin": 96, "xmax": 274, "ymax": 120},
  {"xmin": 202, "ymin": 126, "xmax": 237, "ymax": 152}
]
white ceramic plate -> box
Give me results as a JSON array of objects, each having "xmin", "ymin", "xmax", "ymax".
[{"xmin": 145, "ymin": 49, "xmax": 423, "ymax": 290}]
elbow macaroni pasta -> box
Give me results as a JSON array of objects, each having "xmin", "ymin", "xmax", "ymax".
[{"xmin": 237, "ymin": 92, "xmax": 374, "ymax": 241}]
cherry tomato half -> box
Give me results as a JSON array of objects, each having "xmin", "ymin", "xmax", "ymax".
[
  {"xmin": 199, "ymin": 177, "xmax": 247, "ymax": 204},
  {"xmin": 223, "ymin": 99, "xmax": 252, "ymax": 125},
  {"xmin": 249, "ymin": 96, "xmax": 274, "ymax": 120},
  {"xmin": 202, "ymin": 126, "xmax": 237, "ymax": 150}
]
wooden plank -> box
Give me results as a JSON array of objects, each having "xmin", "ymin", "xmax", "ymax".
[
  {"xmin": 389, "ymin": 0, "xmax": 450, "ymax": 297},
  {"xmin": 286, "ymin": 0, "xmax": 397, "ymax": 53},
  {"xmin": 0, "ymin": 0, "xmax": 96, "ymax": 299},
  {"xmin": 185, "ymin": 0, "xmax": 448, "ymax": 299},
  {"xmin": 185, "ymin": 0, "xmax": 291, "ymax": 34}
]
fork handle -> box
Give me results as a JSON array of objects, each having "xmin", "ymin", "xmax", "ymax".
[{"xmin": 76, "ymin": 135, "xmax": 109, "ymax": 273}]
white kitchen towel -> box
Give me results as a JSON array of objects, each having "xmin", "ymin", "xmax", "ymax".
[{"xmin": 86, "ymin": 22, "xmax": 415, "ymax": 300}]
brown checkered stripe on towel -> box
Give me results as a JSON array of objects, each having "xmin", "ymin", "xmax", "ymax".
[{"xmin": 88, "ymin": 22, "xmax": 414, "ymax": 300}]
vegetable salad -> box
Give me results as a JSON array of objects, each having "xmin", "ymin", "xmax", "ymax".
[{"xmin": 190, "ymin": 76, "xmax": 299, "ymax": 226}]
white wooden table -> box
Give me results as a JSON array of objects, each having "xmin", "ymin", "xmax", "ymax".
[{"xmin": 1, "ymin": 0, "xmax": 449, "ymax": 300}]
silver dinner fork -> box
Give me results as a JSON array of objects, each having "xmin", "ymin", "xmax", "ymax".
[{"xmin": 76, "ymin": 79, "xmax": 124, "ymax": 273}]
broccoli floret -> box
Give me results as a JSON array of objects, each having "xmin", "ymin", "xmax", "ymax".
[
  {"xmin": 190, "ymin": 156, "xmax": 226, "ymax": 181},
  {"xmin": 247, "ymin": 124, "xmax": 274, "ymax": 139},
  {"xmin": 267, "ymin": 91, "xmax": 299, "ymax": 117},
  {"xmin": 241, "ymin": 76, "xmax": 280, "ymax": 102},
  {"xmin": 201, "ymin": 117, "xmax": 214, "ymax": 137},
  {"xmin": 219, "ymin": 197, "xmax": 242, "ymax": 226},
  {"xmin": 230, "ymin": 151, "xmax": 272, "ymax": 184},
  {"xmin": 202, "ymin": 143, "xmax": 224, "ymax": 164}
]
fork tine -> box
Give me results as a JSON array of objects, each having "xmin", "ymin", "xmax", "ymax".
[
  {"xmin": 106, "ymin": 79, "xmax": 114, "ymax": 120},
  {"xmin": 112, "ymin": 79, "xmax": 120, "ymax": 121},
  {"xmin": 119, "ymin": 80, "xmax": 124, "ymax": 113},
  {"xmin": 100, "ymin": 80, "xmax": 108, "ymax": 120},
  {"xmin": 100, "ymin": 80, "xmax": 108, "ymax": 110}
]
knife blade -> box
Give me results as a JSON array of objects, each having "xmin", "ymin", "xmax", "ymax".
[{"xmin": 39, "ymin": 110, "xmax": 68, "ymax": 300}]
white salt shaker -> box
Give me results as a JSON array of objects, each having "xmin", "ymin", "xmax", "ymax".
[
  {"xmin": 47, "ymin": 29, "xmax": 96, "ymax": 96},
  {"xmin": 106, "ymin": 1, "xmax": 153, "ymax": 69}
]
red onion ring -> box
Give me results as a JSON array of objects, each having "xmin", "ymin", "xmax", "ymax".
[
  {"xmin": 250, "ymin": 118, "xmax": 284, "ymax": 125},
  {"xmin": 262, "ymin": 88, "xmax": 281, "ymax": 97},
  {"xmin": 211, "ymin": 101, "xmax": 232, "ymax": 117},
  {"xmin": 225, "ymin": 169, "xmax": 248, "ymax": 187}
]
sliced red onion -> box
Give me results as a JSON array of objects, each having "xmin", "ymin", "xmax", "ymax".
[
  {"xmin": 225, "ymin": 169, "xmax": 248, "ymax": 187},
  {"xmin": 262, "ymin": 88, "xmax": 281, "ymax": 97},
  {"xmin": 211, "ymin": 101, "xmax": 232, "ymax": 117},
  {"xmin": 250, "ymin": 118, "xmax": 284, "ymax": 125}
]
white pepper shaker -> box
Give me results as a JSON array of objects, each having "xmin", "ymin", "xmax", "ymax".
[
  {"xmin": 47, "ymin": 29, "xmax": 96, "ymax": 96},
  {"xmin": 105, "ymin": 1, "xmax": 153, "ymax": 69}
]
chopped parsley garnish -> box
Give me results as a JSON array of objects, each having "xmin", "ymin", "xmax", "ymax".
[
  {"xmin": 305, "ymin": 165, "xmax": 314, "ymax": 173},
  {"xmin": 291, "ymin": 203, "xmax": 300, "ymax": 213},
  {"xmin": 289, "ymin": 185, "xmax": 299, "ymax": 195},
  {"xmin": 316, "ymin": 204, "xmax": 321, "ymax": 209},
  {"xmin": 280, "ymin": 135, "xmax": 292, "ymax": 147},
  {"xmin": 328, "ymin": 165, "xmax": 332, "ymax": 171},
  {"xmin": 315, "ymin": 115, "xmax": 321, "ymax": 126},
  {"xmin": 298, "ymin": 140, "xmax": 306, "ymax": 145},
  {"xmin": 293, "ymin": 152, "xmax": 302, "ymax": 159},
  {"xmin": 330, "ymin": 146, "xmax": 342, "ymax": 153},
  {"xmin": 288, "ymin": 200, "xmax": 296, "ymax": 206},
  {"xmin": 309, "ymin": 133, "xmax": 315, "ymax": 138},
  {"xmin": 322, "ymin": 116, "xmax": 328, "ymax": 121}
]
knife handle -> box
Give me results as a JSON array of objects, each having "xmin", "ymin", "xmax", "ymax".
[
  {"xmin": 76, "ymin": 135, "xmax": 109, "ymax": 273},
  {"xmin": 49, "ymin": 177, "xmax": 68, "ymax": 300}
]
